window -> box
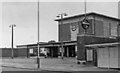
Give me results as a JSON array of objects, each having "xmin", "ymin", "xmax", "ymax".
[
  {"xmin": 111, "ymin": 23, "xmax": 117, "ymax": 36},
  {"xmin": 109, "ymin": 23, "xmax": 111, "ymax": 36}
]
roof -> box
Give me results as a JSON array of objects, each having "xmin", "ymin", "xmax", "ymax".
[
  {"xmin": 17, "ymin": 41, "xmax": 77, "ymax": 48},
  {"xmin": 85, "ymin": 42, "xmax": 120, "ymax": 48},
  {"xmin": 55, "ymin": 12, "xmax": 120, "ymax": 21}
]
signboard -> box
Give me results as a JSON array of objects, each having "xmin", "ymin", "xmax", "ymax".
[
  {"xmin": 81, "ymin": 18, "xmax": 90, "ymax": 30},
  {"xmin": 29, "ymin": 49, "xmax": 33, "ymax": 54}
]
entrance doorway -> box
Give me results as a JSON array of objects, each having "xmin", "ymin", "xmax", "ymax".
[
  {"xmin": 64, "ymin": 45, "xmax": 76, "ymax": 57},
  {"xmin": 49, "ymin": 47, "xmax": 59, "ymax": 57},
  {"xmin": 86, "ymin": 48, "xmax": 97, "ymax": 66}
]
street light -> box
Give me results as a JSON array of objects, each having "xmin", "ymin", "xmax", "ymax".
[
  {"xmin": 81, "ymin": 18, "xmax": 90, "ymax": 34},
  {"xmin": 57, "ymin": 13, "xmax": 67, "ymax": 59},
  {"xmin": 37, "ymin": 0, "xmax": 40, "ymax": 68},
  {"xmin": 9, "ymin": 24, "xmax": 16, "ymax": 59},
  {"xmin": 81, "ymin": 0, "xmax": 90, "ymax": 63},
  {"xmin": 81, "ymin": 0, "xmax": 90, "ymax": 34}
]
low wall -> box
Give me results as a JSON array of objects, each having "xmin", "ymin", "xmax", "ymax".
[{"xmin": 0, "ymin": 48, "xmax": 28, "ymax": 58}]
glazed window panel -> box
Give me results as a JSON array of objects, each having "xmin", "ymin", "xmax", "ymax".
[
  {"xmin": 70, "ymin": 22, "xmax": 79, "ymax": 41},
  {"xmin": 86, "ymin": 19, "xmax": 93, "ymax": 34},
  {"xmin": 111, "ymin": 23, "xmax": 117, "ymax": 36}
]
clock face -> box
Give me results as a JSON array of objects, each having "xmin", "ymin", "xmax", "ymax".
[{"xmin": 72, "ymin": 25, "xmax": 77, "ymax": 31}]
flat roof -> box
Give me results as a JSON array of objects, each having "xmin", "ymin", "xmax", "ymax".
[
  {"xmin": 17, "ymin": 41, "xmax": 77, "ymax": 48},
  {"xmin": 55, "ymin": 12, "xmax": 120, "ymax": 21},
  {"xmin": 85, "ymin": 42, "xmax": 120, "ymax": 47}
]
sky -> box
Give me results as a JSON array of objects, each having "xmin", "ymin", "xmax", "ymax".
[{"xmin": 1, "ymin": 0, "xmax": 120, "ymax": 48}]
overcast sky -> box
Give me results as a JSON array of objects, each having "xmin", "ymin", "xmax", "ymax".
[{"xmin": 1, "ymin": 0, "xmax": 120, "ymax": 48}]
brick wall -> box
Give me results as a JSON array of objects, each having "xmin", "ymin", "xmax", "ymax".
[
  {"xmin": 59, "ymin": 18, "xmax": 93, "ymax": 41},
  {"xmin": 59, "ymin": 23, "xmax": 71, "ymax": 41},
  {"xmin": 94, "ymin": 20, "xmax": 104, "ymax": 36},
  {"xmin": 17, "ymin": 48, "xmax": 28, "ymax": 57},
  {"xmin": 0, "ymin": 48, "xmax": 28, "ymax": 58},
  {"xmin": 0, "ymin": 48, "xmax": 18, "ymax": 57},
  {"xmin": 94, "ymin": 15, "xmax": 119, "ymax": 37},
  {"xmin": 77, "ymin": 35, "xmax": 118, "ymax": 60}
]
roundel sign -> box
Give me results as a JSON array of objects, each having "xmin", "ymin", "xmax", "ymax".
[
  {"xmin": 81, "ymin": 18, "xmax": 90, "ymax": 30},
  {"xmin": 72, "ymin": 25, "xmax": 77, "ymax": 31}
]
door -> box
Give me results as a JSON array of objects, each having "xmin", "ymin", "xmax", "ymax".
[
  {"xmin": 87, "ymin": 49, "xmax": 93, "ymax": 61},
  {"xmin": 97, "ymin": 47, "xmax": 109, "ymax": 68},
  {"xmin": 109, "ymin": 47, "xmax": 118, "ymax": 68}
]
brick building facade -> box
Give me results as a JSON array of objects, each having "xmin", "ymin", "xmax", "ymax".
[
  {"xmin": 55, "ymin": 12, "xmax": 120, "ymax": 68},
  {"xmin": 17, "ymin": 12, "xmax": 120, "ymax": 68},
  {"xmin": 56, "ymin": 12, "xmax": 120, "ymax": 40}
]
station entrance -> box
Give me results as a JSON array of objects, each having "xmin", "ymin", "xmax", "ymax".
[
  {"xmin": 64, "ymin": 45, "xmax": 76, "ymax": 57},
  {"xmin": 27, "ymin": 41, "xmax": 77, "ymax": 58},
  {"xmin": 44, "ymin": 45, "xmax": 76, "ymax": 58}
]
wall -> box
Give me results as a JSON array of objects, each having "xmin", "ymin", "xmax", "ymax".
[
  {"xmin": 59, "ymin": 14, "xmax": 119, "ymax": 42},
  {"xmin": 0, "ymin": 48, "xmax": 28, "ymax": 58},
  {"xmin": 94, "ymin": 19, "xmax": 104, "ymax": 36},
  {"xmin": 0, "ymin": 49, "xmax": 12, "ymax": 57},
  {"xmin": 94, "ymin": 15, "xmax": 119, "ymax": 37},
  {"xmin": 0, "ymin": 48, "xmax": 18, "ymax": 57},
  {"xmin": 59, "ymin": 23, "xmax": 71, "ymax": 41},
  {"xmin": 58, "ymin": 16, "xmax": 80, "ymax": 42},
  {"xmin": 118, "ymin": 44, "xmax": 120, "ymax": 68},
  {"xmin": 58, "ymin": 15, "xmax": 94, "ymax": 42},
  {"xmin": 77, "ymin": 35, "xmax": 117, "ymax": 60},
  {"xmin": 17, "ymin": 48, "xmax": 28, "ymax": 57}
]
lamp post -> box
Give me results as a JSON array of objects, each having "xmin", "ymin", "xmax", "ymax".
[
  {"xmin": 57, "ymin": 13, "xmax": 67, "ymax": 59},
  {"xmin": 9, "ymin": 24, "xmax": 16, "ymax": 59},
  {"xmin": 81, "ymin": 0, "xmax": 90, "ymax": 62},
  {"xmin": 37, "ymin": 0, "xmax": 40, "ymax": 68},
  {"xmin": 81, "ymin": 0, "xmax": 90, "ymax": 34}
]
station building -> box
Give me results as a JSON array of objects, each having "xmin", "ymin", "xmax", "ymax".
[{"xmin": 17, "ymin": 12, "xmax": 120, "ymax": 69}]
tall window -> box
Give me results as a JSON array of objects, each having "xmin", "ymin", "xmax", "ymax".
[
  {"xmin": 109, "ymin": 23, "xmax": 111, "ymax": 36},
  {"xmin": 110, "ymin": 23, "xmax": 117, "ymax": 36}
]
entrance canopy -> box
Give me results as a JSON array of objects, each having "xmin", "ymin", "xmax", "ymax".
[
  {"xmin": 85, "ymin": 42, "xmax": 120, "ymax": 48},
  {"xmin": 17, "ymin": 41, "xmax": 77, "ymax": 48}
]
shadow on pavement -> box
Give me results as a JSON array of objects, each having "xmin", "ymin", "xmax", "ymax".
[
  {"xmin": 2, "ymin": 66, "xmax": 38, "ymax": 71},
  {"xmin": 1, "ymin": 71, "xmax": 120, "ymax": 73}
]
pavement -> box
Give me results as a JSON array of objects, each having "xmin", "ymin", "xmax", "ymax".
[{"xmin": 0, "ymin": 57, "xmax": 119, "ymax": 72}]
